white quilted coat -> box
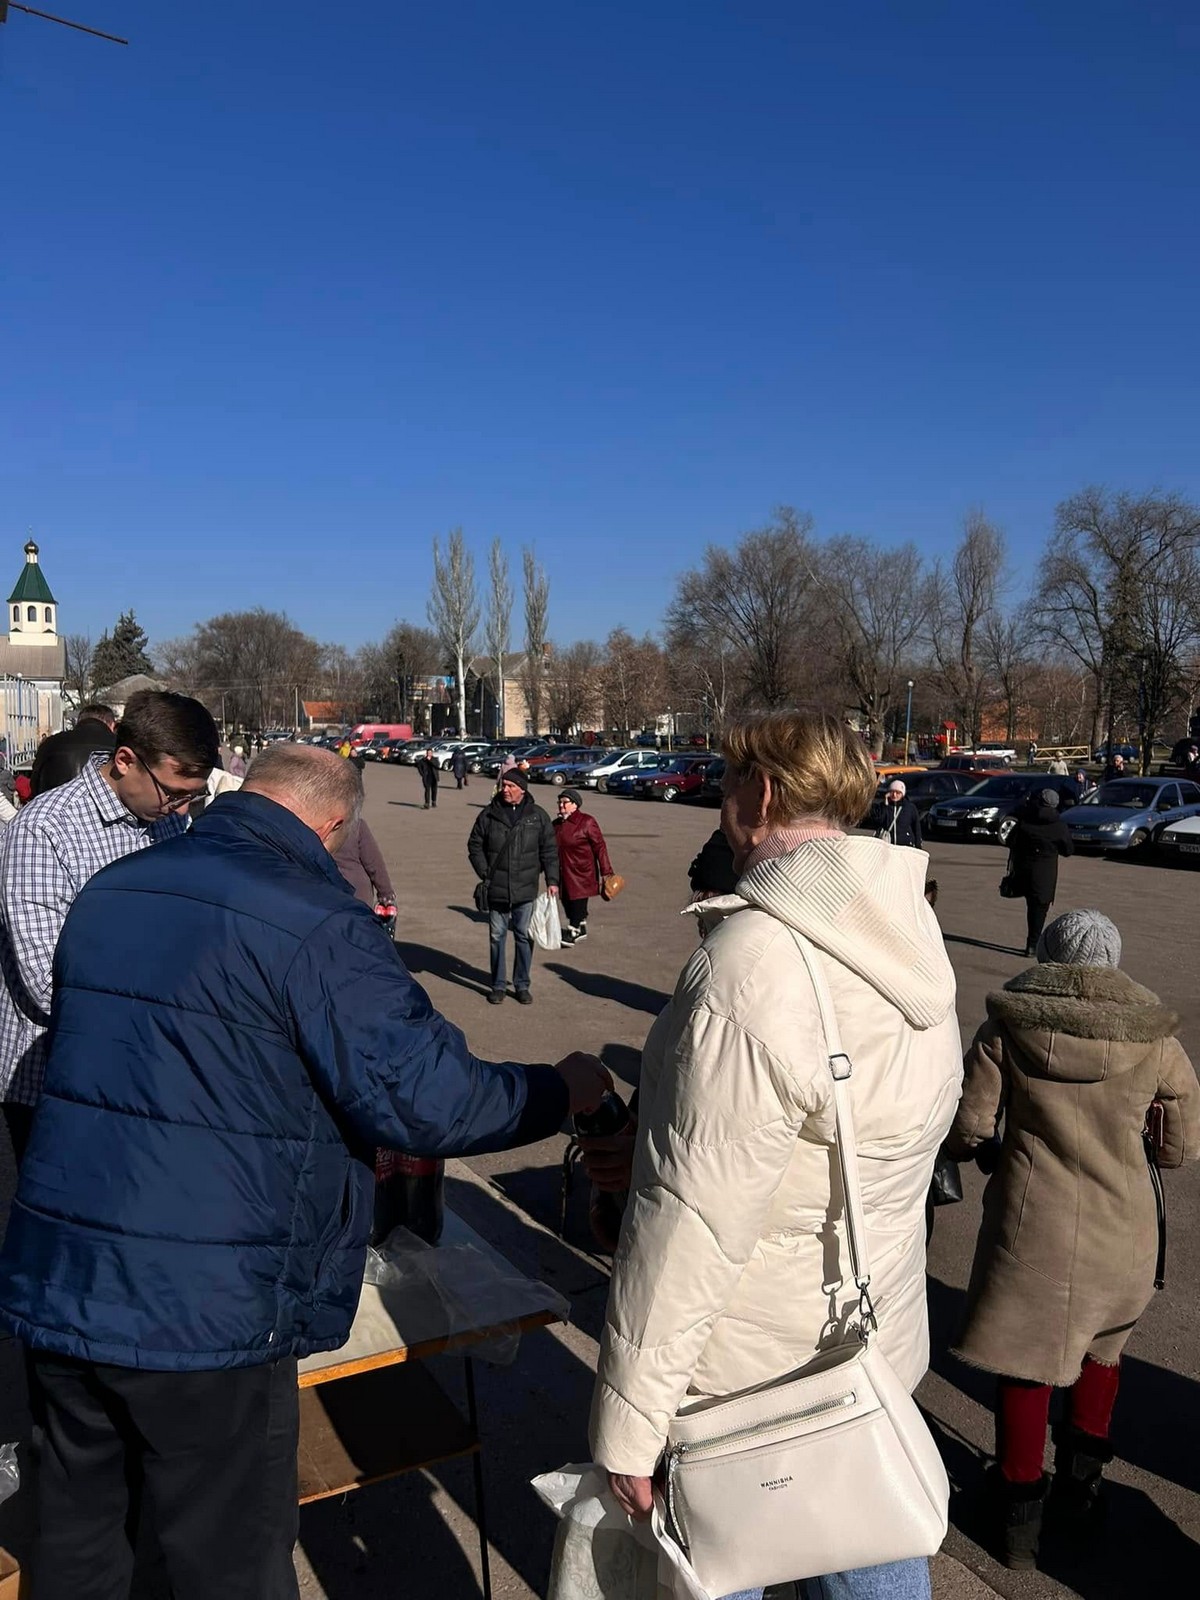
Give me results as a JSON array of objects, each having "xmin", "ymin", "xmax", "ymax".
[{"xmin": 589, "ymin": 834, "xmax": 963, "ymax": 1476}]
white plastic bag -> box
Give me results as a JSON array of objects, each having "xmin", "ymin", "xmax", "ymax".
[
  {"xmin": 530, "ymin": 890, "xmax": 563, "ymax": 951},
  {"xmin": 532, "ymin": 1464, "xmax": 710, "ymax": 1600}
]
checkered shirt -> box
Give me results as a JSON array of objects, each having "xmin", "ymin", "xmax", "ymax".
[{"xmin": 0, "ymin": 756, "xmax": 186, "ymax": 1105}]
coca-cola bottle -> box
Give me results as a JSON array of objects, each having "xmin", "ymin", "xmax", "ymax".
[
  {"xmin": 372, "ymin": 1150, "xmax": 445, "ymax": 1246},
  {"xmin": 573, "ymin": 1091, "xmax": 633, "ymax": 1250}
]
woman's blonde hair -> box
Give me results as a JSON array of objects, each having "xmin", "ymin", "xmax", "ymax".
[{"xmin": 722, "ymin": 710, "xmax": 876, "ymax": 830}]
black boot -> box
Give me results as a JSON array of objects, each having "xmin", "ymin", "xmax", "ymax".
[
  {"xmin": 997, "ymin": 1472, "xmax": 1048, "ymax": 1571},
  {"xmin": 1052, "ymin": 1427, "xmax": 1114, "ymax": 1521}
]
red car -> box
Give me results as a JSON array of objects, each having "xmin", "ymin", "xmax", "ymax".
[{"xmin": 631, "ymin": 756, "xmax": 715, "ymax": 802}]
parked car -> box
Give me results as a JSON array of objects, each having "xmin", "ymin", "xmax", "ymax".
[
  {"xmin": 630, "ymin": 756, "xmax": 715, "ymax": 802},
  {"xmin": 534, "ymin": 750, "xmax": 616, "ymax": 786},
  {"xmin": 482, "ymin": 742, "xmax": 552, "ymax": 776},
  {"xmin": 936, "ymin": 753, "xmax": 1011, "ymax": 775},
  {"xmin": 436, "ymin": 741, "xmax": 491, "ymax": 770},
  {"xmin": 1092, "ymin": 743, "xmax": 1140, "ymax": 763},
  {"xmin": 925, "ymin": 773, "xmax": 1083, "ymax": 845},
  {"xmin": 604, "ymin": 766, "xmax": 655, "ymax": 798},
  {"xmin": 1060, "ymin": 777, "xmax": 1200, "ymax": 853},
  {"xmin": 583, "ymin": 749, "xmax": 666, "ymax": 792},
  {"xmin": 359, "ymin": 735, "xmax": 395, "ymax": 761},
  {"xmin": 874, "ymin": 762, "xmax": 928, "ymax": 784},
  {"xmin": 700, "ymin": 757, "xmax": 726, "ymax": 805},
  {"xmin": 1157, "ymin": 812, "xmax": 1200, "ymax": 864}
]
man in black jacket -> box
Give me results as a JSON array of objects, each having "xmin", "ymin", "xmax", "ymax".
[
  {"xmin": 29, "ymin": 704, "xmax": 117, "ymax": 798},
  {"xmin": 415, "ymin": 748, "xmax": 439, "ymax": 809},
  {"xmin": 468, "ymin": 771, "xmax": 559, "ymax": 1005}
]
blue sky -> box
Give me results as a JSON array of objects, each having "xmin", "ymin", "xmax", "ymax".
[{"xmin": 2, "ymin": 1, "xmax": 1197, "ymax": 655}]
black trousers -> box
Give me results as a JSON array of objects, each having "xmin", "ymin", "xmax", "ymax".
[
  {"xmin": 563, "ymin": 896, "xmax": 589, "ymax": 927},
  {"xmin": 1025, "ymin": 897, "xmax": 1052, "ymax": 950},
  {"xmin": 28, "ymin": 1351, "xmax": 300, "ymax": 1600},
  {"xmin": 422, "ymin": 777, "xmax": 438, "ymax": 807}
]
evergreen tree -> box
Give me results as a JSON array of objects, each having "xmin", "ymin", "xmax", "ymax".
[{"xmin": 91, "ymin": 611, "xmax": 154, "ymax": 688}]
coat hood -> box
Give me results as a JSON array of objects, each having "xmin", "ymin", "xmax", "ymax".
[
  {"xmin": 986, "ymin": 963, "xmax": 1179, "ymax": 1083},
  {"xmin": 688, "ymin": 834, "xmax": 954, "ymax": 1030}
]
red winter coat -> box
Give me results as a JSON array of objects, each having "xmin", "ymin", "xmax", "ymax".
[{"xmin": 554, "ymin": 811, "xmax": 613, "ymax": 902}]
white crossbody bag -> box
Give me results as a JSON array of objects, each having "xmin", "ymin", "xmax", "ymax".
[{"xmin": 661, "ymin": 931, "xmax": 949, "ymax": 1596}]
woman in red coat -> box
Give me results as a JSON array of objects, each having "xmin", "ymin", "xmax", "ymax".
[{"xmin": 554, "ymin": 789, "xmax": 614, "ymax": 944}]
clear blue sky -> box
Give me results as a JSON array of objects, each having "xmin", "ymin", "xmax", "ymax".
[{"xmin": 2, "ymin": 0, "xmax": 1197, "ymax": 654}]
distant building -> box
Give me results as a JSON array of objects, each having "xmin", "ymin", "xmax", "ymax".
[
  {"xmin": 90, "ymin": 672, "xmax": 165, "ymax": 719},
  {"xmin": 0, "ymin": 540, "xmax": 67, "ymax": 761},
  {"xmin": 467, "ymin": 653, "xmax": 533, "ymax": 738}
]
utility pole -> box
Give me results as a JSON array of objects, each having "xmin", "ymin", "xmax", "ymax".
[
  {"xmin": 0, "ymin": 3, "xmax": 128, "ymax": 43},
  {"xmin": 904, "ymin": 680, "xmax": 914, "ymax": 761}
]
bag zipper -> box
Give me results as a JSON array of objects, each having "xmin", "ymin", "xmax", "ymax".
[{"xmin": 664, "ymin": 1390, "xmax": 856, "ymax": 1548}]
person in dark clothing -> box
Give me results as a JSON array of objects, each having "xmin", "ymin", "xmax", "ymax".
[
  {"xmin": 554, "ymin": 790, "xmax": 613, "ymax": 943},
  {"xmin": 870, "ymin": 779, "xmax": 923, "ymax": 848},
  {"xmin": 29, "ymin": 704, "xmax": 117, "ymax": 798},
  {"xmin": 415, "ymin": 748, "xmax": 439, "ymax": 808},
  {"xmin": 467, "ymin": 770, "xmax": 559, "ymax": 1005},
  {"xmin": 1007, "ymin": 789, "xmax": 1074, "ymax": 956},
  {"xmin": 1103, "ymin": 754, "xmax": 1127, "ymax": 784},
  {"xmin": 688, "ymin": 828, "xmax": 739, "ymax": 897},
  {"xmin": 335, "ymin": 818, "xmax": 395, "ymax": 912},
  {"xmin": 451, "ymin": 747, "xmax": 469, "ymax": 789},
  {"xmin": 0, "ymin": 745, "xmax": 609, "ymax": 1600}
]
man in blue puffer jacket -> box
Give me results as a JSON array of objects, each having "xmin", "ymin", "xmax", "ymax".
[{"xmin": 0, "ymin": 744, "xmax": 608, "ymax": 1600}]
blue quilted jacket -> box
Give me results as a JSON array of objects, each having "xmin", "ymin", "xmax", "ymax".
[{"xmin": 0, "ymin": 793, "xmax": 567, "ymax": 1370}]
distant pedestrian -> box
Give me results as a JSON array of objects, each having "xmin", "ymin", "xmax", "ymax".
[
  {"xmin": 467, "ymin": 771, "xmax": 558, "ymax": 1005},
  {"xmin": 870, "ymin": 780, "xmax": 923, "ymax": 848},
  {"xmin": 451, "ymin": 747, "xmax": 469, "ymax": 790},
  {"xmin": 338, "ymin": 738, "xmax": 352, "ymax": 759},
  {"xmin": 1046, "ymin": 757, "xmax": 1069, "ymax": 776},
  {"xmin": 553, "ymin": 790, "xmax": 613, "ymax": 944},
  {"xmin": 1005, "ymin": 788, "xmax": 1073, "ymax": 957},
  {"xmin": 1103, "ymin": 753, "xmax": 1126, "ymax": 783},
  {"xmin": 948, "ymin": 910, "xmax": 1200, "ymax": 1571},
  {"xmin": 1028, "ymin": 741, "xmax": 1038, "ymax": 767},
  {"xmin": 228, "ymin": 745, "xmax": 248, "ymax": 778},
  {"xmin": 415, "ymin": 748, "xmax": 439, "ymax": 809}
]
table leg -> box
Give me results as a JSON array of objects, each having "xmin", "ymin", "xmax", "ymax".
[{"xmin": 464, "ymin": 1356, "xmax": 493, "ymax": 1600}]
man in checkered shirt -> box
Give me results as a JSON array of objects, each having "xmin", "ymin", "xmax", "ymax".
[{"xmin": 0, "ymin": 691, "xmax": 218, "ymax": 1162}]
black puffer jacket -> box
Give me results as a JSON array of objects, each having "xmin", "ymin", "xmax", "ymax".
[
  {"xmin": 1007, "ymin": 799, "xmax": 1073, "ymax": 903},
  {"xmin": 870, "ymin": 797, "xmax": 923, "ymax": 849},
  {"xmin": 468, "ymin": 794, "xmax": 559, "ymax": 907}
]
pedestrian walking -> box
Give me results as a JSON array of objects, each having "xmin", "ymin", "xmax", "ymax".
[
  {"xmin": 0, "ymin": 691, "xmax": 217, "ymax": 1165},
  {"xmin": 870, "ymin": 779, "xmax": 923, "ymax": 847},
  {"xmin": 0, "ymin": 745, "xmax": 610, "ymax": 1600},
  {"xmin": 1004, "ymin": 788, "xmax": 1072, "ymax": 957},
  {"xmin": 451, "ymin": 747, "xmax": 469, "ymax": 789},
  {"xmin": 1046, "ymin": 756, "xmax": 1069, "ymax": 776},
  {"xmin": 553, "ymin": 790, "xmax": 613, "ymax": 944},
  {"xmin": 1027, "ymin": 740, "xmax": 1038, "ymax": 767},
  {"xmin": 467, "ymin": 770, "xmax": 558, "ymax": 1005},
  {"xmin": 947, "ymin": 910, "xmax": 1200, "ymax": 1571},
  {"xmin": 589, "ymin": 711, "xmax": 961, "ymax": 1598},
  {"xmin": 228, "ymin": 744, "xmax": 248, "ymax": 778},
  {"xmin": 415, "ymin": 747, "xmax": 440, "ymax": 809},
  {"xmin": 29, "ymin": 704, "xmax": 117, "ymax": 798}
]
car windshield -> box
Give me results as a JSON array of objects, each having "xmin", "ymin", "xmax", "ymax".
[
  {"xmin": 1082, "ymin": 782, "xmax": 1161, "ymax": 808},
  {"xmin": 964, "ymin": 776, "xmax": 1043, "ymax": 799}
]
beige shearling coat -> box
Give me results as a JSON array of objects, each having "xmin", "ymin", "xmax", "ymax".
[
  {"xmin": 589, "ymin": 835, "xmax": 963, "ymax": 1477},
  {"xmin": 949, "ymin": 964, "xmax": 1200, "ymax": 1386}
]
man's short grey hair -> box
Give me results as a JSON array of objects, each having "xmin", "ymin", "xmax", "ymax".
[{"xmin": 243, "ymin": 745, "xmax": 363, "ymax": 826}]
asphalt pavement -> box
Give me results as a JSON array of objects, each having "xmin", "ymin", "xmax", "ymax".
[{"xmin": 3, "ymin": 761, "xmax": 1197, "ymax": 1597}]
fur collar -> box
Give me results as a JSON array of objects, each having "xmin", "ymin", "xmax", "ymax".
[{"xmin": 987, "ymin": 963, "xmax": 1178, "ymax": 1043}]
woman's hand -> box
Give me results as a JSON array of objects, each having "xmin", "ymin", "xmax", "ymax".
[
  {"xmin": 579, "ymin": 1128, "xmax": 636, "ymax": 1193},
  {"xmin": 609, "ymin": 1472, "xmax": 653, "ymax": 1521}
]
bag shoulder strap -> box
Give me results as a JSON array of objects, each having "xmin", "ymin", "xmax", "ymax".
[
  {"xmin": 789, "ymin": 930, "xmax": 877, "ymax": 1330},
  {"xmin": 484, "ymin": 810, "xmax": 520, "ymax": 888}
]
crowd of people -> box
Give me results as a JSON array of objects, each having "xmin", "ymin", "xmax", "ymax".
[{"xmin": 0, "ymin": 698, "xmax": 1192, "ymax": 1597}]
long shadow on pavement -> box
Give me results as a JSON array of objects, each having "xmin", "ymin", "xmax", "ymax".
[
  {"xmin": 394, "ymin": 938, "xmax": 494, "ymax": 997},
  {"xmin": 943, "ymin": 934, "xmax": 1026, "ymax": 958},
  {"xmin": 543, "ymin": 963, "xmax": 669, "ymax": 1016}
]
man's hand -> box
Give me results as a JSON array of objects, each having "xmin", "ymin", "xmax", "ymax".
[
  {"xmin": 553, "ymin": 1051, "xmax": 612, "ymax": 1116},
  {"xmin": 579, "ymin": 1129, "xmax": 636, "ymax": 1192},
  {"xmin": 609, "ymin": 1472, "xmax": 653, "ymax": 1522},
  {"xmin": 548, "ymin": 884, "xmax": 560, "ymax": 898}
]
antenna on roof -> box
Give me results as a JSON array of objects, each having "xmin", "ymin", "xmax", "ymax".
[{"xmin": 0, "ymin": 3, "xmax": 128, "ymax": 45}]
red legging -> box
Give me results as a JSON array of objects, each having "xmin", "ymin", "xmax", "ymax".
[{"xmin": 997, "ymin": 1358, "xmax": 1121, "ymax": 1483}]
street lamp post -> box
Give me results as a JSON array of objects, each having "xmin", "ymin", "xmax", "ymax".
[{"xmin": 904, "ymin": 681, "xmax": 914, "ymax": 761}]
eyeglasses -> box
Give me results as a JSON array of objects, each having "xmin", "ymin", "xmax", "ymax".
[{"xmin": 134, "ymin": 752, "xmax": 205, "ymax": 812}]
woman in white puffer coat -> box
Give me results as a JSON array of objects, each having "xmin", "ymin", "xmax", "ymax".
[{"xmin": 589, "ymin": 712, "xmax": 962, "ymax": 1600}]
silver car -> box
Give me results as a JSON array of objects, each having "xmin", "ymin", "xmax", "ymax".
[{"xmin": 1060, "ymin": 776, "xmax": 1200, "ymax": 853}]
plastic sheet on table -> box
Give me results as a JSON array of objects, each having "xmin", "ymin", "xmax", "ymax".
[
  {"xmin": 0, "ymin": 1445, "xmax": 17, "ymax": 1507},
  {"xmin": 365, "ymin": 1225, "xmax": 570, "ymax": 1364}
]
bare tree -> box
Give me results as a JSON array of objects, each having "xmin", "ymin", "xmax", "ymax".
[
  {"xmin": 170, "ymin": 610, "xmax": 322, "ymax": 730},
  {"xmin": 982, "ymin": 608, "xmax": 1038, "ymax": 744},
  {"xmin": 358, "ymin": 623, "xmax": 444, "ymax": 724},
  {"xmin": 667, "ymin": 508, "xmax": 817, "ymax": 709},
  {"xmin": 600, "ymin": 628, "xmax": 666, "ymax": 740},
  {"xmin": 814, "ymin": 537, "xmax": 925, "ymax": 755},
  {"xmin": 1034, "ymin": 489, "xmax": 1200, "ymax": 770},
  {"xmin": 485, "ymin": 539, "xmax": 514, "ymax": 739},
  {"xmin": 545, "ymin": 640, "xmax": 603, "ymax": 734},
  {"xmin": 520, "ymin": 547, "xmax": 550, "ymax": 733},
  {"xmin": 927, "ymin": 510, "xmax": 1005, "ymax": 745},
  {"xmin": 62, "ymin": 633, "xmax": 95, "ymax": 710},
  {"xmin": 427, "ymin": 529, "xmax": 480, "ymax": 737}
]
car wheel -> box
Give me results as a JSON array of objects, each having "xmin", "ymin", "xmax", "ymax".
[
  {"xmin": 551, "ymin": 773, "xmax": 565, "ymax": 785},
  {"xmin": 661, "ymin": 785, "xmax": 679, "ymax": 802},
  {"xmin": 1127, "ymin": 828, "xmax": 1150, "ymax": 852},
  {"xmin": 997, "ymin": 817, "xmax": 1016, "ymax": 845},
  {"xmin": 597, "ymin": 779, "xmax": 607, "ymax": 794}
]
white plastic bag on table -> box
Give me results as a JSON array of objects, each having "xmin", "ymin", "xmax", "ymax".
[
  {"xmin": 530, "ymin": 890, "xmax": 563, "ymax": 951},
  {"xmin": 0, "ymin": 1444, "xmax": 17, "ymax": 1506},
  {"xmin": 532, "ymin": 1464, "xmax": 710, "ymax": 1600}
]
